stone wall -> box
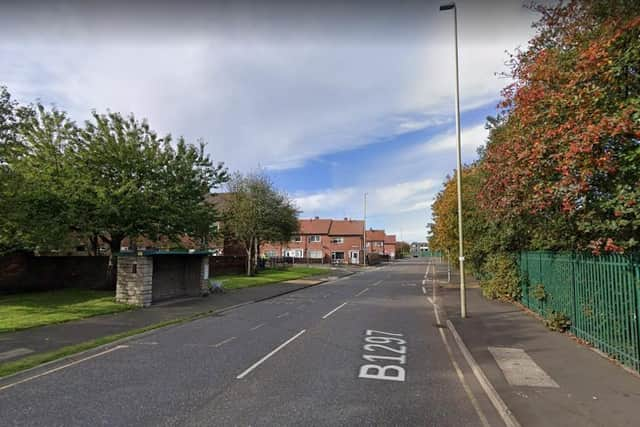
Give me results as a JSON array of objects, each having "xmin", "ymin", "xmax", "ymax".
[{"xmin": 116, "ymin": 255, "xmax": 152, "ymax": 307}]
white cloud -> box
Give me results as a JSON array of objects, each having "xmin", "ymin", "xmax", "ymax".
[
  {"xmin": 0, "ymin": 0, "xmax": 537, "ymax": 172},
  {"xmin": 419, "ymin": 123, "xmax": 489, "ymax": 155}
]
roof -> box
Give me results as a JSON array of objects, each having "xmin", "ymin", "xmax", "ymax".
[
  {"xmin": 329, "ymin": 219, "xmax": 365, "ymax": 236},
  {"xmin": 384, "ymin": 234, "xmax": 397, "ymax": 244},
  {"xmin": 299, "ymin": 218, "xmax": 332, "ymax": 235},
  {"xmin": 366, "ymin": 229, "xmax": 386, "ymax": 241}
]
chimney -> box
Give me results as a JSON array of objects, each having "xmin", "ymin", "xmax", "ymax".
[{"xmin": 314, "ymin": 216, "xmax": 319, "ymax": 220}]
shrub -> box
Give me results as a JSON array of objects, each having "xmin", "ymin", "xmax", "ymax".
[
  {"xmin": 480, "ymin": 254, "xmax": 521, "ymax": 301},
  {"xmin": 544, "ymin": 311, "xmax": 571, "ymax": 332}
]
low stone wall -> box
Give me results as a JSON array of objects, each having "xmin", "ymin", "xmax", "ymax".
[{"xmin": 0, "ymin": 253, "xmax": 111, "ymax": 294}]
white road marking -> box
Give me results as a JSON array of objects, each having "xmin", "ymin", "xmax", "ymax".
[
  {"xmin": 131, "ymin": 341, "xmax": 158, "ymax": 346},
  {"xmin": 422, "ymin": 279, "xmax": 426, "ymax": 285},
  {"xmin": 236, "ymin": 329, "xmax": 306, "ymax": 379},
  {"xmin": 0, "ymin": 345, "xmax": 128, "ymax": 392},
  {"xmin": 276, "ymin": 312, "xmax": 290, "ymax": 318},
  {"xmin": 371, "ymin": 280, "xmax": 383, "ymax": 287},
  {"xmin": 446, "ymin": 320, "xmax": 521, "ymax": 427},
  {"xmin": 212, "ymin": 337, "xmax": 236, "ymax": 348},
  {"xmin": 0, "ymin": 348, "xmax": 33, "ymax": 362},
  {"xmin": 250, "ymin": 323, "xmax": 265, "ymax": 331},
  {"xmin": 488, "ymin": 347, "xmax": 559, "ymax": 388},
  {"xmin": 421, "ymin": 286, "xmax": 426, "ymax": 294},
  {"xmin": 355, "ymin": 288, "xmax": 370, "ymax": 297},
  {"xmin": 322, "ymin": 302, "xmax": 348, "ymax": 319},
  {"xmin": 431, "ymin": 301, "xmax": 491, "ymax": 427}
]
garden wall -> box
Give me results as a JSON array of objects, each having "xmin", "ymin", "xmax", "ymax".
[{"xmin": 0, "ymin": 253, "xmax": 111, "ymax": 294}]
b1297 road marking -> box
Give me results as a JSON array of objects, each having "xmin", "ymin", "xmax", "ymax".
[{"xmin": 358, "ymin": 330, "xmax": 406, "ymax": 382}]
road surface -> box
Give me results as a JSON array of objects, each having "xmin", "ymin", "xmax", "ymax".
[{"xmin": 0, "ymin": 259, "xmax": 500, "ymax": 426}]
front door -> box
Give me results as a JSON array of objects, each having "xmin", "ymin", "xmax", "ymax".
[{"xmin": 350, "ymin": 251, "xmax": 359, "ymax": 264}]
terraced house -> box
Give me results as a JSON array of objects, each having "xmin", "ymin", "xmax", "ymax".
[{"xmin": 261, "ymin": 217, "xmax": 365, "ymax": 265}]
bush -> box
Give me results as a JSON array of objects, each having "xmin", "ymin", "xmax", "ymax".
[
  {"xmin": 480, "ymin": 254, "xmax": 521, "ymax": 301},
  {"xmin": 544, "ymin": 311, "xmax": 571, "ymax": 332}
]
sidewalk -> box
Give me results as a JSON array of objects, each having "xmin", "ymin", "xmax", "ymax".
[
  {"xmin": 0, "ymin": 271, "xmax": 351, "ymax": 370},
  {"xmin": 433, "ymin": 264, "xmax": 640, "ymax": 426}
]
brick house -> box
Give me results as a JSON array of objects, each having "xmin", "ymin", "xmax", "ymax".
[
  {"xmin": 261, "ymin": 217, "xmax": 365, "ymax": 265},
  {"xmin": 384, "ymin": 234, "xmax": 397, "ymax": 259},
  {"xmin": 365, "ymin": 229, "xmax": 386, "ymax": 255}
]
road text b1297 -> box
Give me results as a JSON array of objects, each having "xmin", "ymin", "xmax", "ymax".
[{"xmin": 358, "ymin": 330, "xmax": 406, "ymax": 382}]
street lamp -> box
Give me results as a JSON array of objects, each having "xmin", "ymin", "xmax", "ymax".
[
  {"xmin": 440, "ymin": 2, "xmax": 467, "ymax": 318},
  {"xmin": 363, "ymin": 192, "xmax": 368, "ymax": 266}
]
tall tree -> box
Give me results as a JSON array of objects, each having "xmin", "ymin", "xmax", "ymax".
[
  {"xmin": 76, "ymin": 112, "xmax": 228, "ymax": 280},
  {"xmin": 0, "ymin": 96, "xmax": 80, "ymax": 253},
  {"xmin": 480, "ymin": 0, "xmax": 640, "ymax": 253},
  {"xmin": 223, "ymin": 173, "xmax": 299, "ymax": 276}
]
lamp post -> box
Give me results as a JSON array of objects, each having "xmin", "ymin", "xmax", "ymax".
[
  {"xmin": 363, "ymin": 192, "xmax": 368, "ymax": 266},
  {"xmin": 440, "ymin": 2, "xmax": 467, "ymax": 318}
]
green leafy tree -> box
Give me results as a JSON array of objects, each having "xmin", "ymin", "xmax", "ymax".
[
  {"xmin": 76, "ymin": 112, "xmax": 228, "ymax": 280},
  {"xmin": 223, "ymin": 172, "xmax": 299, "ymax": 276}
]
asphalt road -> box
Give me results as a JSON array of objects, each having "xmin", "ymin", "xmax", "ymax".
[{"xmin": 0, "ymin": 259, "xmax": 498, "ymax": 426}]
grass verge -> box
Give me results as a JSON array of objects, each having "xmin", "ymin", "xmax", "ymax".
[
  {"xmin": 213, "ymin": 266, "xmax": 330, "ymax": 290},
  {"xmin": 0, "ymin": 289, "xmax": 132, "ymax": 333}
]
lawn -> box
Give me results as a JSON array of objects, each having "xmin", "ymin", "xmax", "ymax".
[
  {"xmin": 213, "ymin": 266, "xmax": 330, "ymax": 290},
  {"xmin": 0, "ymin": 289, "xmax": 132, "ymax": 333}
]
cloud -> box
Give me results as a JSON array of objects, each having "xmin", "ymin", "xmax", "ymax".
[
  {"xmin": 419, "ymin": 123, "xmax": 489, "ymax": 155},
  {"xmin": 0, "ymin": 0, "xmax": 537, "ymax": 173}
]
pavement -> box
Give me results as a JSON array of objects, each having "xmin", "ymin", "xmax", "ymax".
[
  {"xmin": 1, "ymin": 258, "xmax": 639, "ymax": 426},
  {"xmin": 430, "ymin": 258, "xmax": 640, "ymax": 427},
  {"xmin": 0, "ymin": 269, "xmax": 352, "ymax": 364}
]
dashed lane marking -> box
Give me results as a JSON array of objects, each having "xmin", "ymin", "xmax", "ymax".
[
  {"xmin": 355, "ymin": 288, "xmax": 370, "ymax": 297},
  {"xmin": 212, "ymin": 337, "xmax": 236, "ymax": 348},
  {"xmin": 276, "ymin": 312, "xmax": 290, "ymax": 318},
  {"xmin": 250, "ymin": 323, "xmax": 265, "ymax": 331},
  {"xmin": 322, "ymin": 302, "xmax": 348, "ymax": 319},
  {"xmin": 236, "ymin": 330, "xmax": 306, "ymax": 379}
]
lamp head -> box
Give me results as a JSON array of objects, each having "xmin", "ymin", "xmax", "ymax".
[{"xmin": 439, "ymin": 3, "xmax": 455, "ymax": 11}]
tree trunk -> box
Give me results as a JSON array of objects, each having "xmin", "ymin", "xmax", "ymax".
[
  {"xmin": 245, "ymin": 238, "xmax": 253, "ymax": 276},
  {"xmin": 253, "ymin": 239, "xmax": 259, "ymax": 272},
  {"xmin": 106, "ymin": 234, "xmax": 123, "ymax": 290}
]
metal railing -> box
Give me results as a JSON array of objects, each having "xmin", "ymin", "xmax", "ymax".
[{"xmin": 518, "ymin": 251, "xmax": 640, "ymax": 372}]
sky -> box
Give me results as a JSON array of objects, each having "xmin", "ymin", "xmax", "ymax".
[{"xmin": 0, "ymin": 0, "xmax": 541, "ymax": 243}]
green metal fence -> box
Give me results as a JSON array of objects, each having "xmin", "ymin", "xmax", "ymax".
[{"xmin": 518, "ymin": 251, "xmax": 640, "ymax": 372}]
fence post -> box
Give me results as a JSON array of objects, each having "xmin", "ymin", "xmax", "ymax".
[{"xmin": 571, "ymin": 253, "xmax": 577, "ymax": 333}]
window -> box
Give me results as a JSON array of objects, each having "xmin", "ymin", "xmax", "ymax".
[
  {"xmin": 377, "ymin": 242, "xmax": 383, "ymax": 247},
  {"xmin": 331, "ymin": 237, "xmax": 344, "ymax": 244},
  {"xmin": 331, "ymin": 251, "xmax": 345, "ymax": 260},
  {"xmin": 291, "ymin": 236, "xmax": 301, "ymax": 243},
  {"xmin": 309, "ymin": 250, "xmax": 323, "ymax": 259},
  {"xmin": 266, "ymin": 250, "xmax": 277, "ymax": 258},
  {"xmin": 294, "ymin": 249, "xmax": 303, "ymax": 258},
  {"xmin": 309, "ymin": 235, "xmax": 321, "ymax": 243}
]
